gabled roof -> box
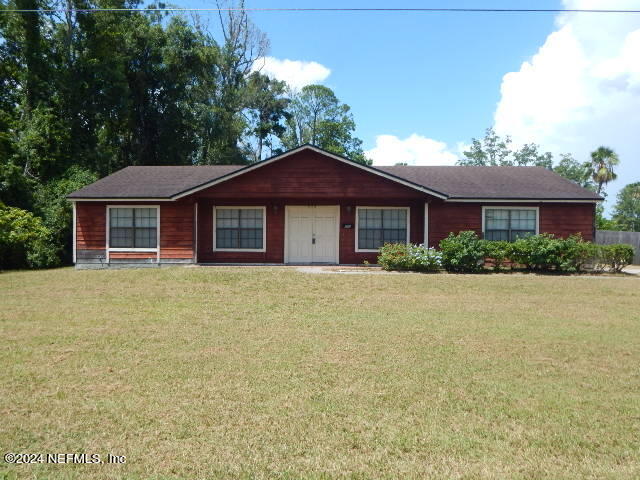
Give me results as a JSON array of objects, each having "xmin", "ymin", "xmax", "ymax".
[
  {"xmin": 67, "ymin": 165, "xmax": 243, "ymax": 200},
  {"xmin": 378, "ymin": 165, "xmax": 602, "ymax": 201},
  {"xmin": 67, "ymin": 144, "xmax": 602, "ymax": 202}
]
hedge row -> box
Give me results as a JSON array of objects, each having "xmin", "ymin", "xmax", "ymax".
[{"xmin": 377, "ymin": 231, "xmax": 635, "ymax": 274}]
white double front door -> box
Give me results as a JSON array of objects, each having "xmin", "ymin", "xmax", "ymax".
[{"xmin": 286, "ymin": 206, "xmax": 339, "ymax": 264}]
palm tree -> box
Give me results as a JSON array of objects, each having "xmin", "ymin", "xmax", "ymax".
[{"xmin": 589, "ymin": 146, "xmax": 620, "ymax": 195}]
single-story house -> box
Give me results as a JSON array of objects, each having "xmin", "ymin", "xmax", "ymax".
[{"xmin": 67, "ymin": 144, "xmax": 602, "ymax": 268}]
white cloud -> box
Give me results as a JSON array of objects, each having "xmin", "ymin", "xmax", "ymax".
[
  {"xmin": 494, "ymin": 0, "xmax": 640, "ymax": 208},
  {"xmin": 251, "ymin": 56, "xmax": 331, "ymax": 89},
  {"xmin": 366, "ymin": 134, "xmax": 458, "ymax": 166}
]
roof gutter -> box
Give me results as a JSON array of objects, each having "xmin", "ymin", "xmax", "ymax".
[
  {"xmin": 66, "ymin": 197, "xmax": 174, "ymax": 202},
  {"xmin": 446, "ymin": 198, "xmax": 602, "ymax": 203}
]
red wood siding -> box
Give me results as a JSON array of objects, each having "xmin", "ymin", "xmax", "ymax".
[
  {"xmin": 427, "ymin": 202, "xmax": 595, "ymax": 248},
  {"xmin": 160, "ymin": 201, "xmax": 194, "ymax": 260},
  {"xmin": 76, "ymin": 203, "xmax": 106, "ymax": 250},
  {"xmin": 197, "ymin": 202, "xmax": 285, "ymax": 263},
  {"xmin": 339, "ymin": 203, "xmax": 425, "ymax": 264},
  {"xmin": 540, "ymin": 203, "xmax": 594, "ymax": 241},
  {"xmin": 109, "ymin": 252, "xmax": 156, "ymax": 259},
  {"xmin": 74, "ymin": 152, "xmax": 595, "ymax": 265},
  {"xmin": 75, "ymin": 201, "xmax": 195, "ymax": 262},
  {"xmin": 195, "ymin": 201, "xmax": 426, "ymax": 265},
  {"xmin": 194, "ymin": 150, "xmax": 430, "ymax": 200},
  {"xmin": 193, "ymin": 150, "xmax": 435, "ymax": 263},
  {"xmin": 427, "ymin": 201, "xmax": 482, "ymax": 248}
]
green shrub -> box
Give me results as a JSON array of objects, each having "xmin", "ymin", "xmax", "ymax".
[
  {"xmin": 599, "ymin": 244, "xmax": 635, "ymax": 273},
  {"xmin": 0, "ymin": 203, "xmax": 59, "ymax": 270},
  {"xmin": 378, "ymin": 243, "xmax": 442, "ymax": 272},
  {"xmin": 439, "ymin": 231, "xmax": 486, "ymax": 273},
  {"xmin": 33, "ymin": 166, "xmax": 98, "ymax": 264},
  {"xmin": 484, "ymin": 240, "xmax": 511, "ymax": 271},
  {"xmin": 559, "ymin": 234, "xmax": 598, "ymax": 272},
  {"xmin": 508, "ymin": 234, "xmax": 564, "ymax": 271}
]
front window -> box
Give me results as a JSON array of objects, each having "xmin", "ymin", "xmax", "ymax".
[
  {"xmin": 109, "ymin": 207, "xmax": 158, "ymax": 249},
  {"xmin": 215, "ymin": 207, "xmax": 265, "ymax": 250},
  {"xmin": 357, "ymin": 208, "xmax": 408, "ymax": 250},
  {"xmin": 484, "ymin": 208, "xmax": 537, "ymax": 241}
]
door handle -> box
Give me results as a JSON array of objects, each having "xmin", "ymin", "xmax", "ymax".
[{"xmin": 312, "ymin": 237, "xmax": 316, "ymax": 245}]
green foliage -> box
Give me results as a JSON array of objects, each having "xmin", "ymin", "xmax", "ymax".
[
  {"xmin": 0, "ymin": 202, "xmax": 59, "ymax": 269},
  {"xmin": 599, "ymin": 244, "xmax": 635, "ymax": 273},
  {"xmin": 553, "ymin": 154, "xmax": 595, "ymax": 189},
  {"xmin": 483, "ymin": 240, "xmax": 510, "ymax": 271},
  {"xmin": 558, "ymin": 234, "xmax": 598, "ymax": 272},
  {"xmin": 377, "ymin": 243, "xmax": 442, "ymax": 272},
  {"xmin": 243, "ymin": 72, "xmax": 289, "ymax": 161},
  {"xmin": 509, "ymin": 234, "xmax": 567, "ymax": 271},
  {"xmin": 0, "ymin": 160, "xmax": 36, "ymax": 210},
  {"xmin": 596, "ymin": 203, "xmax": 619, "ymax": 230},
  {"xmin": 378, "ymin": 236, "xmax": 630, "ymax": 275},
  {"xmin": 33, "ymin": 166, "xmax": 98, "ymax": 263},
  {"xmin": 458, "ymin": 128, "xmax": 553, "ymax": 168},
  {"xmin": 280, "ymin": 85, "xmax": 370, "ymax": 164},
  {"xmin": 589, "ymin": 146, "xmax": 619, "ymax": 196},
  {"xmin": 611, "ymin": 182, "xmax": 640, "ymax": 232},
  {"xmin": 499, "ymin": 234, "xmax": 627, "ymax": 273},
  {"xmin": 439, "ymin": 231, "xmax": 486, "ymax": 273}
]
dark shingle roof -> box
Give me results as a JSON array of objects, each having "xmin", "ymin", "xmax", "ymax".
[
  {"xmin": 68, "ymin": 153, "xmax": 601, "ymax": 201},
  {"xmin": 377, "ymin": 165, "xmax": 601, "ymax": 200},
  {"xmin": 67, "ymin": 165, "xmax": 243, "ymax": 199}
]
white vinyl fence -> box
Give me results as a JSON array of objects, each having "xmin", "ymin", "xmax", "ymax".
[{"xmin": 595, "ymin": 230, "xmax": 640, "ymax": 264}]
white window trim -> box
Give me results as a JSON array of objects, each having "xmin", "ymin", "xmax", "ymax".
[
  {"xmin": 213, "ymin": 206, "xmax": 267, "ymax": 252},
  {"xmin": 106, "ymin": 205, "xmax": 161, "ymax": 262},
  {"xmin": 481, "ymin": 206, "xmax": 540, "ymax": 239},
  {"xmin": 355, "ymin": 206, "xmax": 411, "ymax": 253}
]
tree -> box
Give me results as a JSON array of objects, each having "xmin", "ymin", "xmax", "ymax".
[
  {"xmin": 281, "ymin": 85, "xmax": 370, "ymax": 164},
  {"xmin": 589, "ymin": 146, "xmax": 620, "ymax": 195},
  {"xmin": 0, "ymin": 0, "xmax": 280, "ymax": 267},
  {"xmin": 553, "ymin": 154, "xmax": 594, "ymax": 189},
  {"xmin": 612, "ymin": 182, "xmax": 640, "ymax": 232},
  {"xmin": 458, "ymin": 128, "xmax": 553, "ymax": 168},
  {"xmin": 33, "ymin": 165, "xmax": 98, "ymax": 262},
  {"xmin": 195, "ymin": 0, "xmax": 270, "ymax": 165},
  {"xmin": 459, "ymin": 128, "xmax": 512, "ymax": 166},
  {"xmin": 0, "ymin": 202, "xmax": 59, "ymax": 269},
  {"xmin": 242, "ymin": 72, "xmax": 289, "ymax": 162},
  {"xmin": 595, "ymin": 205, "xmax": 617, "ymax": 230}
]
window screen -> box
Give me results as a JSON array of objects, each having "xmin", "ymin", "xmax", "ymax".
[
  {"xmin": 484, "ymin": 209, "xmax": 536, "ymax": 241},
  {"xmin": 216, "ymin": 208, "xmax": 264, "ymax": 249},
  {"xmin": 358, "ymin": 208, "xmax": 407, "ymax": 250},
  {"xmin": 109, "ymin": 208, "xmax": 157, "ymax": 248}
]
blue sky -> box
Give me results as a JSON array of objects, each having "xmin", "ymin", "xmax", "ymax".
[
  {"xmin": 184, "ymin": 0, "xmax": 640, "ymax": 212},
  {"xmin": 248, "ymin": 0, "xmax": 559, "ymax": 150}
]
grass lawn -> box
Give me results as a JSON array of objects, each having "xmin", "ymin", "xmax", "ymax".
[{"xmin": 1, "ymin": 267, "xmax": 639, "ymax": 479}]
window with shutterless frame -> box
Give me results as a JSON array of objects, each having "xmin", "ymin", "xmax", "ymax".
[
  {"xmin": 356, "ymin": 207, "xmax": 409, "ymax": 251},
  {"xmin": 483, "ymin": 207, "xmax": 538, "ymax": 241},
  {"xmin": 109, "ymin": 207, "xmax": 158, "ymax": 249},
  {"xmin": 213, "ymin": 206, "xmax": 266, "ymax": 251}
]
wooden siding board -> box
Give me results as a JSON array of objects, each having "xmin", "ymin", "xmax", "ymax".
[
  {"xmin": 540, "ymin": 203, "xmax": 594, "ymax": 241},
  {"xmin": 194, "ymin": 150, "xmax": 429, "ymax": 201},
  {"xmin": 76, "ymin": 203, "xmax": 106, "ymax": 250},
  {"xmin": 109, "ymin": 252, "xmax": 157, "ymax": 259},
  {"xmin": 75, "ymin": 200, "xmax": 195, "ymax": 263}
]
